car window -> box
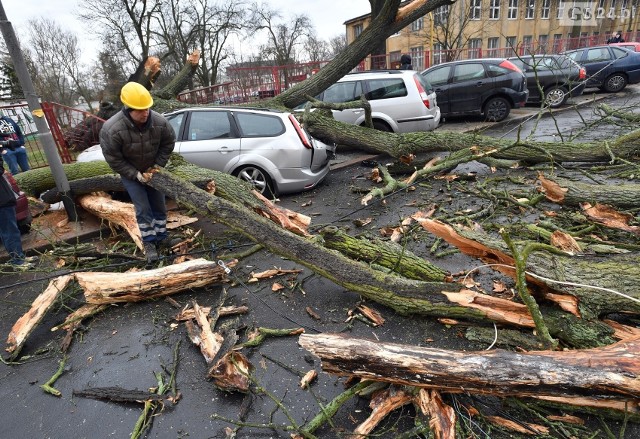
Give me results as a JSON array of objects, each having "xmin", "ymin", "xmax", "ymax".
[
  {"xmin": 486, "ymin": 63, "xmax": 511, "ymax": 77},
  {"xmin": 234, "ymin": 112, "xmax": 285, "ymax": 137},
  {"xmin": 424, "ymin": 66, "xmax": 451, "ymax": 86},
  {"xmin": 453, "ymin": 63, "xmax": 486, "ymax": 81},
  {"xmin": 564, "ymin": 50, "xmax": 583, "ymax": 62},
  {"xmin": 509, "ymin": 59, "xmax": 525, "ymax": 71},
  {"xmin": 612, "ymin": 47, "xmax": 631, "ymax": 59},
  {"xmin": 364, "ymin": 78, "xmax": 407, "ymax": 100},
  {"xmin": 187, "ymin": 111, "xmax": 233, "ymax": 141},
  {"xmin": 165, "ymin": 112, "xmax": 184, "ymax": 137},
  {"xmin": 586, "ymin": 48, "xmax": 611, "ymax": 62},
  {"xmin": 324, "ymin": 81, "xmax": 362, "ymax": 103}
]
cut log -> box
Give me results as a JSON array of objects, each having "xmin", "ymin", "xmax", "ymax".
[
  {"xmin": 5, "ymin": 275, "xmax": 73, "ymax": 359},
  {"xmin": 76, "ymin": 258, "xmax": 235, "ymax": 304},
  {"xmin": 298, "ymin": 333, "xmax": 640, "ymax": 403}
]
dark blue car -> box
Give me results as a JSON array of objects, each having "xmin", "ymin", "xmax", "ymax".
[{"xmin": 562, "ymin": 45, "xmax": 640, "ymax": 92}]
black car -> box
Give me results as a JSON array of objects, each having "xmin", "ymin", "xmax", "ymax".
[
  {"xmin": 507, "ymin": 54, "xmax": 587, "ymax": 108},
  {"xmin": 420, "ymin": 58, "xmax": 528, "ymax": 122},
  {"xmin": 562, "ymin": 45, "xmax": 640, "ymax": 92}
]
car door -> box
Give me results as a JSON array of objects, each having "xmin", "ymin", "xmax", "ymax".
[
  {"xmin": 422, "ymin": 65, "xmax": 452, "ymax": 114},
  {"xmin": 448, "ymin": 62, "xmax": 494, "ymax": 114},
  {"xmin": 174, "ymin": 110, "xmax": 241, "ymax": 172},
  {"xmin": 581, "ymin": 47, "xmax": 614, "ymax": 86}
]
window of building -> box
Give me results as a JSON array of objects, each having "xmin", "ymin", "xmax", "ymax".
[
  {"xmin": 506, "ymin": 36, "xmax": 517, "ymax": 49},
  {"xmin": 488, "ymin": 37, "xmax": 500, "ymax": 57},
  {"xmin": 508, "ymin": 0, "xmax": 518, "ymax": 18},
  {"xmin": 411, "ymin": 17, "xmax": 424, "ymax": 31},
  {"xmin": 435, "ymin": 5, "xmax": 449, "ymax": 25},
  {"xmin": 410, "ymin": 46, "xmax": 425, "ymax": 70},
  {"xmin": 468, "ymin": 38, "xmax": 482, "ymax": 58},
  {"xmin": 522, "ymin": 35, "xmax": 533, "ymax": 53},
  {"xmin": 556, "ymin": 0, "xmax": 565, "ymax": 19},
  {"xmin": 526, "ymin": 0, "xmax": 535, "ymax": 18},
  {"xmin": 354, "ymin": 24, "xmax": 363, "ymax": 39},
  {"xmin": 552, "ymin": 33, "xmax": 563, "ymax": 52},
  {"xmin": 470, "ymin": 0, "xmax": 482, "ymax": 19},
  {"xmin": 538, "ymin": 34, "xmax": 549, "ymax": 53},
  {"xmin": 490, "ymin": 0, "xmax": 501, "ymax": 18},
  {"xmin": 433, "ymin": 43, "xmax": 446, "ymax": 64},
  {"xmin": 540, "ymin": 0, "xmax": 550, "ymax": 18}
]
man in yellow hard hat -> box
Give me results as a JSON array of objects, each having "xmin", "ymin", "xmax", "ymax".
[{"xmin": 99, "ymin": 82, "xmax": 176, "ymax": 264}]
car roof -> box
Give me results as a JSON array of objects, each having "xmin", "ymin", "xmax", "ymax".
[
  {"xmin": 165, "ymin": 106, "xmax": 287, "ymax": 116},
  {"xmin": 423, "ymin": 58, "xmax": 507, "ymax": 69},
  {"xmin": 341, "ymin": 70, "xmax": 417, "ymax": 79}
]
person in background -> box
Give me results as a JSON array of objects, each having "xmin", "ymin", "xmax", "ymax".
[
  {"xmin": 0, "ymin": 146, "xmax": 34, "ymax": 270},
  {"xmin": 99, "ymin": 82, "xmax": 176, "ymax": 264},
  {"xmin": 0, "ymin": 115, "xmax": 30, "ymax": 175},
  {"xmin": 607, "ymin": 31, "xmax": 625, "ymax": 43},
  {"xmin": 400, "ymin": 54, "xmax": 413, "ymax": 70}
]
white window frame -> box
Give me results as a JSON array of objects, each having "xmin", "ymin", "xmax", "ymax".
[
  {"xmin": 411, "ymin": 17, "xmax": 424, "ymax": 31},
  {"xmin": 470, "ymin": 0, "xmax": 482, "ymax": 19},
  {"xmin": 410, "ymin": 46, "xmax": 424, "ymax": 70},
  {"xmin": 435, "ymin": 5, "xmax": 449, "ymax": 25},
  {"xmin": 490, "ymin": 0, "xmax": 501, "ymax": 19},
  {"xmin": 526, "ymin": 0, "xmax": 535, "ymax": 18},
  {"xmin": 557, "ymin": 0, "xmax": 565, "ymax": 19},
  {"xmin": 541, "ymin": 0, "xmax": 551, "ymax": 18},
  {"xmin": 508, "ymin": 0, "xmax": 518, "ymax": 18}
]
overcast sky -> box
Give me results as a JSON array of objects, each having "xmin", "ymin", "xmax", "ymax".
[{"xmin": 2, "ymin": 0, "xmax": 371, "ymax": 62}]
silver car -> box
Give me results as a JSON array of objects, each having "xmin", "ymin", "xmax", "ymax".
[
  {"xmin": 77, "ymin": 107, "xmax": 336, "ymax": 197},
  {"xmin": 316, "ymin": 70, "xmax": 441, "ymax": 133}
]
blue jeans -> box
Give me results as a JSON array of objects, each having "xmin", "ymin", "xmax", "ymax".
[
  {"xmin": 0, "ymin": 204, "xmax": 25, "ymax": 265},
  {"xmin": 4, "ymin": 147, "xmax": 30, "ymax": 174},
  {"xmin": 121, "ymin": 176, "xmax": 167, "ymax": 243}
]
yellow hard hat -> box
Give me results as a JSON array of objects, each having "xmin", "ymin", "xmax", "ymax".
[{"xmin": 120, "ymin": 82, "xmax": 154, "ymax": 110}]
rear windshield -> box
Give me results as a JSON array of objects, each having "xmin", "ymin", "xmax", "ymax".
[{"xmin": 364, "ymin": 78, "xmax": 408, "ymax": 100}]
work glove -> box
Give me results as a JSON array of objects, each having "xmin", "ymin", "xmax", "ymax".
[{"xmin": 136, "ymin": 171, "xmax": 152, "ymax": 183}]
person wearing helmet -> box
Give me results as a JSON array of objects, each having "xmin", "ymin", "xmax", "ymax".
[{"xmin": 99, "ymin": 82, "xmax": 176, "ymax": 264}]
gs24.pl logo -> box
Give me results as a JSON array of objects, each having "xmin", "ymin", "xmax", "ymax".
[{"xmin": 559, "ymin": 2, "xmax": 638, "ymax": 26}]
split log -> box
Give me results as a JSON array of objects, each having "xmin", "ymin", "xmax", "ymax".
[
  {"xmin": 153, "ymin": 50, "xmax": 201, "ymax": 101},
  {"xmin": 298, "ymin": 333, "xmax": 640, "ymax": 404},
  {"xmin": 349, "ymin": 385, "xmax": 413, "ymax": 438},
  {"xmin": 76, "ymin": 258, "xmax": 235, "ymax": 304},
  {"xmin": 5, "ymin": 275, "xmax": 73, "ymax": 359},
  {"xmin": 77, "ymin": 193, "xmax": 198, "ymax": 250},
  {"xmin": 185, "ymin": 301, "xmax": 224, "ymax": 365}
]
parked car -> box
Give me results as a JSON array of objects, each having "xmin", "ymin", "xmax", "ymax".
[
  {"xmin": 2, "ymin": 171, "xmax": 31, "ymax": 233},
  {"xmin": 420, "ymin": 58, "xmax": 528, "ymax": 122},
  {"xmin": 507, "ymin": 54, "xmax": 587, "ymax": 108},
  {"xmin": 305, "ymin": 70, "xmax": 440, "ymax": 133},
  {"xmin": 608, "ymin": 42, "xmax": 640, "ymax": 52},
  {"xmin": 561, "ymin": 45, "xmax": 640, "ymax": 92},
  {"xmin": 77, "ymin": 107, "xmax": 336, "ymax": 197}
]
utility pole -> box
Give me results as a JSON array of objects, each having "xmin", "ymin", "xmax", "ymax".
[{"xmin": 0, "ymin": 1, "xmax": 77, "ymax": 221}]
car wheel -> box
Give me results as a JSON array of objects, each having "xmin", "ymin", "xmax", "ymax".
[
  {"xmin": 234, "ymin": 165, "xmax": 275, "ymax": 198},
  {"xmin": 544, "ymin": 86, "xmax": 568, "ymax": 108},
  {"xmin": 372, "ymin": 120, "xmax": 393, "ymax": 132},
  {"xmin": 483, "ymin": 97, "xmax": 510, "ymax": 122},
  {"xmin": 603, "ymin": 73, "xmax": 627, "ymax": 92}
]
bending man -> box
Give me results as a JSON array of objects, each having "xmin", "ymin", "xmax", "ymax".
[{"xmin": 100, "ymin": 82, "xmax": 176, "ymax": 263}]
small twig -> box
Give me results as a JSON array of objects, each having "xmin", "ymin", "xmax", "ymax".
[{"xmin": 40, "ymin": 356, "xmax": 67, "ymax": 397}]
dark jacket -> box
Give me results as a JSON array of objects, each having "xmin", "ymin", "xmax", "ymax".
[
  {"xmin": 99, "ymin": 109, "xmax": 175, "ymax": 181},
  {"xmin": 400, "ymin": 54, "xmax": 413, "ymax": 70},
  {"xmin": 0, "ymin": 116, "xmax": 25, "ymax": 146},
  {"xmin": 0, "ymin": 157, "xmax": 17, "ymax": 208}
]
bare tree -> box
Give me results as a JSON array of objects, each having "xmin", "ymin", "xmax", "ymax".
[
  {"xmin": 303, "ymin": 32, "xmax": 331, "ymax": 63},
  {"xmin": 78, "ymin": 0, "xmax": 162, "ymax": 70},
  {"xmin": 328, "ymin": 34, "xmax": 348, "ymax": 57},
  {"xmin": 25, "ymin": 18, "xmax": 94, "ymax": 108},
  {"xmin": 249, "ymin": 2, "xmax": 312, "ymax": 89}
]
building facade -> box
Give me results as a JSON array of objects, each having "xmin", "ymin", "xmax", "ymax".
[{"xmin": 344, "ymin": 0, "xmax": 640, "ymax": 70}]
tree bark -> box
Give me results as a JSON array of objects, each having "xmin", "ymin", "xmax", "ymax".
[
  {"xmin": 539, "ymin": 174, "xmax": 640, "ymax": 208},
  {"xmin": 298, "ymin": 333, "xmax": 640, "ymax": 402}
]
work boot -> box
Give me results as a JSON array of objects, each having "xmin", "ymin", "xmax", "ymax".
[
  {"xmin": 143, "ymin": 241, "xmax": 159, "ymax": 264},
  {"xmin": 156, "ymin": 237, "xmax": 183, "ymax": 256}
]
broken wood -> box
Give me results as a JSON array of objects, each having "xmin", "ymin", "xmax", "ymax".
[
  {"xmin": 76, "ymin": 258, "xmax": 235, "ymax": 304},
  {"xmin": 299, "ymin": 333, "xmax": 640, "ymax": 404},
  {"xmin": 5, "ymin": 274, "xmax": 73, "ymax": 359}
]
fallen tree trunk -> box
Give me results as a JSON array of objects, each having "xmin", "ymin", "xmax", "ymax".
[
  {"xmin": 301, "ymin": 106, "xmax": 640, "ymax": 164},
  {"xmin": 298, "ymin": 333, "xmax": 640, "ymax": 403},
  {"xmin": 538, "ymin": 173, "xmax": 640, "ymax": 208}
]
